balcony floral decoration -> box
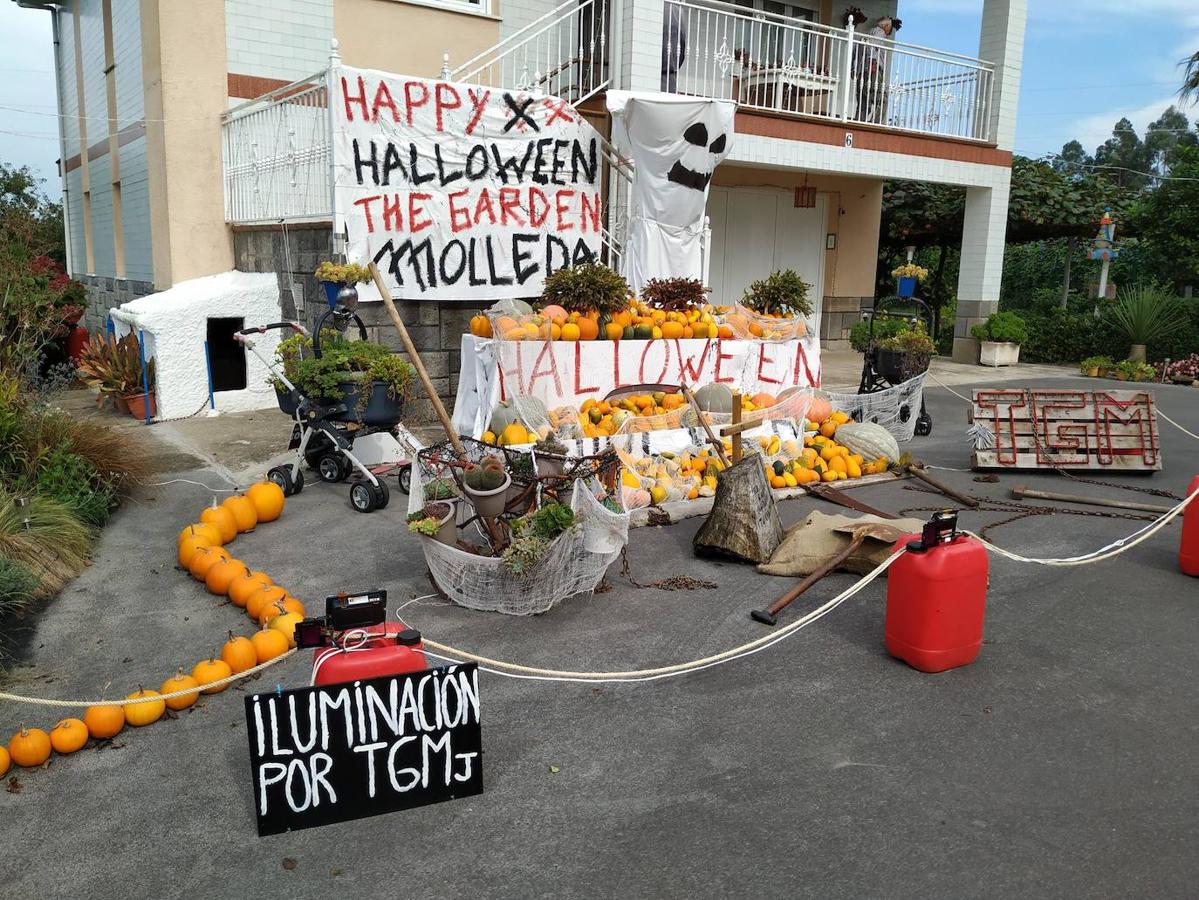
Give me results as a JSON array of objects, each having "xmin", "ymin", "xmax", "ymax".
[
  {"xmin": 890, "ymin": 263, "xmax": 930, "ymax": 283},
  {"xmin": 843, "ymin": 7, "xmax": 867, "ymax": 27}
]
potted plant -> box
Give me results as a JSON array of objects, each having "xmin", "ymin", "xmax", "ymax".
[
  {"xmin": 269, "ymin": 332, "xmax": 311, "ymax": 414},
  {"xmin": 1163, "ymin": 354, "xmax": 1199, "ymax": 385},
  {"xmin": 641, "ymin": 277, "xmax": 708, "ymax": 314},
  {"xmin": 1095, "ymin": 356, "xmax": 1114, "ymax": 377},
  {"xmin": 407, "ymin": 500, "xmax": 457, "ymax": 545},
  {"xmin": 1104, "ymin": 285, "xmax": 1187, "ymax": 363},
  {"xmin": 891, "ymin": 263, "xmax": 929, "ymax": 299},
  {"xmin": 876, "ymin": 320, "xmax": 935, "ymax": 384},
  {"xmin": 76, "ymin": 332, "xmax": 155, "ymax": 416},
  {"xmin": 1133, "ymin": 361, "xmax": 1157, "ymax": 383},
  {"xmin": 314, "ymin": 261, "xmax": 372, "ymax": 310},
  {"xmin": 1079, "ymin": 355, "xmax": 1106, "ymax": 377},
  {"xmin": 1113, "ymin": 359, "xmax": 1138, "ymax": 381},
  {"xmin": 532, "ymin": 432, "xmax": 569, "ymax": 479},
  {"xmin": 291, "ymin": 333, "xmax": 415, "ymax": 424},
  {"xmin": 462, "ymin": 455, "xmax": 511, "ymax": 518},
  {"xmin": 500, "ymin": 501, "xmax": 577, "ymax": 577},
  {"xmin": 741, "ymin": 269, "xmax": 813, "ymax": 319},
  {"xmin": 971, "ymin": 311, "xmax": 1028, "ymax": 367},
  {"xmin": 540, "ymin": 262, "xmax": 631, "ymax": 318}
]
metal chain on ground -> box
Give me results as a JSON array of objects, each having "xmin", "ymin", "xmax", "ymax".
[
  {"xmin": 618, "ymin": 547, "xmax": 718, "ymax": 591},
  {"xmin": 0, "ymin": 649, "xmax": 297, "ymax": 709}
]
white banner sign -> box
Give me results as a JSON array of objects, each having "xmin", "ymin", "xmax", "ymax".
[
  {"xmin": 453, "ymin": 335, "xmax": 822, "ymax": 437},
  {"xmin": 607, "ymin": 91, "xmax": 736, "ymax": 293},
  {"xmin": 334, "ymin": 67, "xmax": 604, "ymax": 301}
]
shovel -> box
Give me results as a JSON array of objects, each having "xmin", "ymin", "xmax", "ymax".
[{"xmin": 751, "ymin": 522, "xmax": 907, "ymax": 626}]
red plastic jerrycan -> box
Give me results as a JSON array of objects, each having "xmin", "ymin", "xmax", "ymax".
[
  {"xmin": 311, "ymin": 623, "xmax": 428, "ymax": 687},
  {"xmin": 886, "ymin": 511, "xmax": 989, "ymax": 673},
  {"xmin": 1181, "ymin": 475, "xmax": 1199, "ymax": 577}
]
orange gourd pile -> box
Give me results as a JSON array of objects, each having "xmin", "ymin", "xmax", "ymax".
[{"xmin": 7, "ymin": 479, "xmax": 300, "ymax": 772}]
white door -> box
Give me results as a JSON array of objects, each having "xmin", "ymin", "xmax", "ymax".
[{"xmin": 707, "ymin": 186, "xmax": 826, "ymax": 329}]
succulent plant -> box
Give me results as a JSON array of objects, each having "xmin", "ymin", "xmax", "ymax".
[{"xmin": 464, "ymin": 460, "xmax": 507, "ymax": 492}]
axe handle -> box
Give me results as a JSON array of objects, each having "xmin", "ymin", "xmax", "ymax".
[
  {"xmin": 909, "ymin": 465, "xmax": 979, "ymax": 508},
  {"xmin": 1011, "ymin": 485, "xmax": 1171, "ymax": 514},
  {"xmin": 764, "ymin": 534, "xmax": 866, "ymax": 617}
]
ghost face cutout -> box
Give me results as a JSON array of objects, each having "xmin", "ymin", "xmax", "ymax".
[{"xmin": 668, "ymin": 121, "xmax": 729, "ymax": 192}]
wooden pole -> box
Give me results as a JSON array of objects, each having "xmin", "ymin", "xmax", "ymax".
[
  {"xmin": 907, "ymin": 464, "xmax": 979, "ymax": 509},
  {"xmin": 751, "ymin": 534, "xmax": 867, "ymax": 626},
  {"xmin": 680, "ymin": 382, "xmax": 731, "ymax": 468},
  {"xmin": 1011, "ymin": 485, "xmax": 1171, "ymax": 514},
  {"xmin": 730, "ymin": 391, "xmax": 743, "ymax": 464},
  {"xmin": 368, "ymin": 261, "xmax": 465, "ymax": 458}
]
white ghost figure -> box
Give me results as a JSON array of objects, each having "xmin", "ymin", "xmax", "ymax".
[{"xmin": 607, "ymin": 91, "xmax": 735, "ymax": 292}]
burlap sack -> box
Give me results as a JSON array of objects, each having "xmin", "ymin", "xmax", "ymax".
[{"xmin": 756, "ymin": 511, "xmax": 924, "ymax": 577}]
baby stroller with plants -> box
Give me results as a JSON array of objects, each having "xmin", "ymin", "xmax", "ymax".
[
  {"xmin": 855, "ymin": 294, "xmax": 935, "ymax": 437},
  {"xmin": 236, "ymin": 304, "xmax": 414, "ymax": 513}
]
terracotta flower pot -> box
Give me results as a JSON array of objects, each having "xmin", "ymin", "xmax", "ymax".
[{"xmin": 125, "ymin": 392, "xmax": 157, "ymax": 420}]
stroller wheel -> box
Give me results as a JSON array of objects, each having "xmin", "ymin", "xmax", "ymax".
[
  {"xmin": 350, "ymin": 479, "xmax": 387, "ymax": 513},
  {"xmin": 398, "ymin": 465, "xmax": 411, "ymax": 495},
  {"xmin": 268, "ymin": 465, "xmax": 305, "ymax": 497},
  {"xmin": 317, "ymin": 454, "xmax": 350, "ymax": 483}
]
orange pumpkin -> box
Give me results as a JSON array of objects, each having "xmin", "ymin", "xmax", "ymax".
[
  {"xmin": 222, "ymin": 495, "xmax": 258, "ymax": 533},
  {"xmin": 221, "ymin": 632, "xmax": 258, "ymax": 674},
  {"xmin": 83, "ymin": 704, "xmax": 124, "ymax": 740},
  {"xmin": 187, "ymin": 545, "xmax": 231, "ymax": 581},
  {"xmin": 248, "ymin": 569, "xmax": 274, "ymax": 586},
  {"xmin": 251, "ymin": 627, "xmax": 290, "ymax": 664},
  {"xmin": 192, "ymin": 658, "xmax": 233, "ymax": 695},
  {"xmin": 246, "ymin": 585, "xmax": 288, "ymax": 622},
  {"xmin": 660, "ymin": 321, "xmax": 685, "ymax": 340},
  {"xmin": 806, "ymin": 392, "xmax": 833, "ymax": 424},
  {"xmin": 469, "ymin": 314, "xmax": 493, "ymax": 338},
  {"xmin": 228, "ymin": 572, "xmax": 273, "ymax": 608},
  {"xmin": 178, "ymin": 522, "xmax": 222, "ymax": 547},
  {"xmin": 160, "ymin": 668, "xmax": 200, "ymax": 710},
  {"xmin": 124, "ymin": 689, "xmax": 165, "ymax": 727},
  {"xmin": 49, "ymin": 718, "xmax": 89, "ymax": 754},
  {"xmin": 199, "ymin": 504, "xmax": 238, "ymax": 543},
  {"xmin": 539, "ymin": 304, "xmax": 567, "ymax": 322},
  {"xmin": 205, "ymin": 558, "xmax": 249, "ymax": 596},
  {"xmin": 576, "ymin": 317, "xmax": 599, "ymax": 341},
  {"xmin": 269, "ymin": 611, "xmax": 305, "ymax": 648},
  {"xmin": 8, "ymin": 727, "xmax": 51, "ymax": 767},
  {"xmin": 178, "ymin": 535, "xmax": 215, "ymax": 569},
  {"xmin": 246, "ymin": 481, "xmax": 285, "ymax": 523},
  {"xmin": 256, "ymin": 600, "xmax": 290, "ymax": 627},
  {"xmin": 750, "ymin": 392, "xmax": 777, "ymax": 409},
  {"xmin": 0, "ymin": 746, "xmax": 9, "ymax": 778}
]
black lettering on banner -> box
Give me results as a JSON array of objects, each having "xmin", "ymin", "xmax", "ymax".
[
  {"xmin": 512, "ymin": 233, "xmax": 540, "ymax": 284},
  {"xmin": 244, "ymin": 665, "xmax": 483, "ymax": 836},
  {"xmin": 491, "ymin": 142, "xmax": 535, "ymax": 184},
  {"xmin": 572, "ymin": 138, "xmax": 598, "ymax": 184},
  {"xmin": 530, "ymin": 138, "xmax": 555, "ymax": 185},
  {"xmin": 464, "ymin": 144, "xmax": 490, "ymax": 181},
  {"xmin": 433, "ymin": 144, "xmax": 462, "ymax": 186},
  {"xmin": 382, "ymin": 142, "xmax": 406, "ymax": 186},
  {"xmin": 485, "ymin": 235, "xmax": 513, "ymax": 286},
  {"xmin": 571, "ymin": 237, "xmax": 597, "ymax": 266},
  {"xmin": 501, "ymin": 93, "xmax": 539, "ymax": 132},
  {"xmin": 467, "ymin": 239, "xmax": 487, "ymax": 287},
  {"xmin": 545, "ymin": 235, "xmax": 570, "ymax": 276},
  {"xmin": 550, "ymin": 139, "xmax": 569, "ymax": 185},
  {"xmin": 352, "ymin": 139, "xmax": 378, "ymax": 186},
  {"xmin": 408, "ymin": 143, "xmax": 436, "ymax": 186},
  {"xmin": 439, "ymin": 240, "xmax": 467, "ymax": 284}
]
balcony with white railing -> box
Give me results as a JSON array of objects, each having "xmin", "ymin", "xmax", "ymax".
[{"xmin": 664, "ymin": 0, "xmax": 994, "ymax": 142}]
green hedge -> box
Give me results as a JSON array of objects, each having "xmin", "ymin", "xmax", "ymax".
[{"xmin": 1018, "ymin": 301, "xmax": 1199, "ymax": 364}]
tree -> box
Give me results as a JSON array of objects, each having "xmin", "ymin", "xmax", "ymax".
[
  {"xmin": 1179, "ymin": 50, "xmax": 1199, "ymax": 103},
  {"xmin": 1052, "ymin": 140, "xmax": 1092, "ymax": 178},
  {"xmin": 1092, "ymin": 118, "xmax": 1153, "ymax": 189},
  {"xmin": 1130, "ymin": 143, "xmax": 1199, "ymax": 291},
  {"xmin": 1143, "ymin": 106, "xmax": 1198, "ymax": 176}
]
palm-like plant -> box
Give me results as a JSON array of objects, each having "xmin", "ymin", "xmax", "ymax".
[
  {"xmin": 1181, "ymin": 51, "xmax": 1199, "ymax": 103},
  {"xmin": 1103, "ymin": 285, "xmax": 1187, "ymax": 362}
]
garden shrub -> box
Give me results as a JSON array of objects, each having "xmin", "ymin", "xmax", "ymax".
[
  {"xmin": 32, "ymin": 447, "xmax": 115, "ymax": 527},
  {"xmin": 0, "ymin": 556, "xmax": 37, "ymax": 617},
  {"xmin": 849, "ymin": 316, "xmax": 906, "ymax": 352}
]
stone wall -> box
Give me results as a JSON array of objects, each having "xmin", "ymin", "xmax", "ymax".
[
  {"xmin": 79, "ymin": 274, "xmax": 156, "ymax": 333},
  {"xmin": 819, "ymin": 296, "xmax": 873, "ymax": 351},
  {"xmin": 231, "ymin": 224, "xmax": 486, "ymax": 422}
]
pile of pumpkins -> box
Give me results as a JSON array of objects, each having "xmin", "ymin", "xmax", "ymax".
[
  {"xmin": 760, "ymin": 399, "xmax": 899, "ymax": 489},
  {"xmin": 469, "ymin": 300, "xmax": 737, "ymax": 343},
  {"xmin": 2, "ymin": 480, "xmax": 294, "ymax": 775}
]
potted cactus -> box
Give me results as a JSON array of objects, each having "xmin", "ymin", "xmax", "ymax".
[
  {"xmin": 533, "ymin": 432, "xmax": 569, "ymax": 479},
  {"xmin": 462, "ymin": 455, "xmax": 511, "ymax": 518}
]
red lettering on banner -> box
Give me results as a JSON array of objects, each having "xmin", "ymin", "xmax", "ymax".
[
  {"xmin": 434, "ymin": 83, "xmax": 461, "ymax": 132},
  {"xmin": 580, "ymin": 192, "xmax": 601, "ymax": 233},
  {"xmin": 573, "ymin": 342, "xmax": 598, "ymax": 395},
  {"xmin": 352, "ymin": 196, "xmax": 380, "ymax": 233},
  {"xmin": 498, "ymin": 187, "xmax": 526, "ymax": 227},
  {"xmin": 403, "ymin": 81, "xmax": 430, "ymax": 126},
  {"xmin": 382, "ymin": 194, "xmax": 402, "ymax": 231},
  {"xmin": 472, "ymin": 189, "xmax": 497, "ymax": 226},
  {"xmin": 555, "ymin": 190, "xmax": 575, "ymax": 231},
  {"xmin": 542, "ymin": 97, "xmax": 574, "ymax": 126},
  {"xmin": 408, "ymin": 193, "xmax": 433, "ymax": 233},
  {"xmin": 756, "ymin": 344, "xmax": 782, "ymax": 385},
  {"xmin": 341, "ymin": 76, "xmax": 369, "ymax": 121},
  {"xmin": 448, "ymin": 189, "xmax": 472, "ymax": 233},
  {"xmin": 713, "ymin": 340, "xmax": 736, "ymax": 384},
  {"xmin": 529, "ymin": 188, "xmax": 550, "ymax": 228},
  {"xmin": 496, "ymin": 360, "xmax": 507, "ymax": 402},
  {"xmin": 791, "ymin": 342, "xmax": 819, "ymax": 388},
  {"xmin": 465, "ymin": 88, "xmax": 490, "ymax": 135},
  {"xmin": 675, "ymin": 339, "xmax": 711, "ymax": 383},
  {"xmin": 527, "ymin": 341, "xmax": 563, "ymax": 396},
  {"xmin": 612, "ymin": 341, "xmax": 625, "ymax": 388},
  {"xmin": 639, "ymin": 340, "xmax": 671, "ymax": 384},
  {"xmin": 371, "ymin": 81, "xmax": 400, "ymax": 123},
  {"xmin": 510, "ymin": 342, "xmax": 526, "ymax": 396}
]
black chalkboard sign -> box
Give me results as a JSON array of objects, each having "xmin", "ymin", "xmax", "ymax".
[{"xmin": 244, "ymin": 664, "xmax": 482, "ymax": 836}]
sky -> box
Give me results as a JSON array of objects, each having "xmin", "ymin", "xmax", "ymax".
[{"xmin": 1, "ymin": 0, "xmax": 1198, "ymax": 198}]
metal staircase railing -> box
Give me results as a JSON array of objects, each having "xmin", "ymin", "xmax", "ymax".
[{"xmin": 451, "ymin": 0, "xmax": 609, "ymax": 106}]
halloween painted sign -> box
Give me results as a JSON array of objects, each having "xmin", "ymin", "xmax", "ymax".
[
  {"xmin": 334, "ymin": 67, "xmax": 604, "ymax": 301},
  {"xmin": 607, "ymin": 91, "xmax": 736, "ymax": 293}
]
